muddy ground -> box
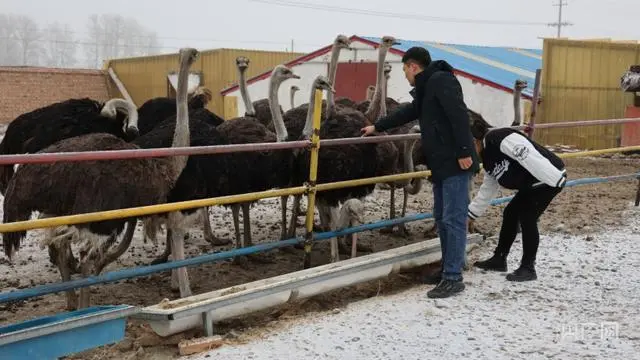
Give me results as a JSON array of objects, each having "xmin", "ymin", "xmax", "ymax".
[{"xmin": 1, "ymin": 154, "xmax": 639, "ymax": 359}]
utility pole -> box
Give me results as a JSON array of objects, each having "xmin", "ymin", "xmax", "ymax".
[{"xmin": 548, "ymin": 1, "xmax": 573, "ymax": 37}]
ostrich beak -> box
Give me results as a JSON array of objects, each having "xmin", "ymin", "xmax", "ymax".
[
  {"xmin": 291, "ymin": 74, "xmax": 301, "ymax": 79},
  {"xmin": 393, "ymin": 40, "xmax": 401, "ymax": 45}
]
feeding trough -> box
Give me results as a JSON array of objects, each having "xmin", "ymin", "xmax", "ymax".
[
  {"xmin": 134, "ymin": 234, "xmax": 483, "ymax": 337},
  {"xmin": 0, "ymin": 304, "xmax": 139, "ymax": 360}
]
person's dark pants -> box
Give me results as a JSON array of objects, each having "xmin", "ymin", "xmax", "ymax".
[
  {"xmin": 495, "ymin": 184, "xmax": 562, "ymax": 268},
  {"xmin": 432, "ymin": 172, "xmax": 472, "ymax": 281}
]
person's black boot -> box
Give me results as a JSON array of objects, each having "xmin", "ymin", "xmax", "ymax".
[
  {"xmin": 427, "ymin": 279, "xmax": 465, "ymax": 298},
  {"xmin": 421, "ymin": 271, "xmax": 442, "ymax": 285},
  {"xmin": 473, "ymin": 252, "xmax": 507, "ymax": 272},
  {"xmin": 506, "ymin": 265, "xmax": 537, "ymax": 282}
]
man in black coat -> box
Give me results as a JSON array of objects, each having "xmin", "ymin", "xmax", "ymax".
[{"xmin": 362, "ymin": 46, "xmax": 479, "ymax": 298}]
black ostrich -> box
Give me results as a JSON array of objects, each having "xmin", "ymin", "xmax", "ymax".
[
  {"xmin": 134, "ymin": 86, "xmax": 222, "ymax": 135},
  {"xmin": 0, "ymin": 97, "xmax": 139, "ymax": 195},
  {"xmin": 0, "ymin": 97, "xmax": 140, "ymax": 273},
  {"xmin": 1, "ymin": 47, "xmax": 198, "ymax": 309},
  {"xmin": 135, "ymin": 64, "xmax": 300, "ymax": 297}
]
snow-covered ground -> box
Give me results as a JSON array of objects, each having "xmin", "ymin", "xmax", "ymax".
[{"xmin": 188, "ymin": 206, "xmax": 640, "ymax": 360}]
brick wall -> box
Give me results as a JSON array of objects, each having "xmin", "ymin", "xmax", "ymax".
[{"xmin": 0, "ymin": 67, "xmax": 112, "ymax": 124}]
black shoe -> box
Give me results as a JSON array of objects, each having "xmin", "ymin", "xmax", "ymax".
[
  {"xmin": 473, "ymin": 254, "xmax": 507, "ymax": 272},
  {"xmin": 427, "ymin": 280, "xmax": 465, "ymax": 298},
  {"xmin": 421, "ymin": 272, "xmax": 442, "ymax": 285},
  {"xmin": 506, "ymin": 266, "xmax": 537, "ymax": 282}
]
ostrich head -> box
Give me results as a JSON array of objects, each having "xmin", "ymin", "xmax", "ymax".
[
  {"xmin": 271, "ymin": 64, "xmax": 300, "ymax": 83},
  {"xmin": 380, "ymin": 36, "xmax": 400, "ymax": 49},
  {"xmin": 101, "ymin": 98, "xmax": 139, "ymax": 139},
  {"xmin": 236, "ymin": 56, "xmax": 250, "ymax": 71},
  {"xmin": 383, "ymin": 61, "xmax": 392, "ymax": 76},
  {"xmin": 515, "ymin": 79, "xmax": 528, "ymax": 92},
  {"xmin": 337, "ymin": 199, "xmax": 366, "ymax": 229},
  {"xmin": 314, "ymin": 75, "xmax": 335, "ymax": 94},
  {"xmin": 190, "ymin": 86, "xmax": 212, "ymax": 105},
  {"xmin": 334, "ymin": 34, "xmax": 352, "ymax": 50}
]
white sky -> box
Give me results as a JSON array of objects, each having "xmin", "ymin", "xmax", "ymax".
[{"xmin": 3, "ymin": 0, "xmax": 638, "ymax": 55}]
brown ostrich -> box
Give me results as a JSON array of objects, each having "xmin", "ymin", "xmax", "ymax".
[{"xmin": 1, "ymin": 47, "xmax": 198, "ymax": 309}]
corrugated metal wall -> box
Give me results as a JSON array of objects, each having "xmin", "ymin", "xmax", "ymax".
[
  {"xmin": 105, "ymin": 49, "xmax": 303, "ymax": 117},
  {"xmin": 538, "ymin": 38, "xmax": 640, "ymax": 149}
]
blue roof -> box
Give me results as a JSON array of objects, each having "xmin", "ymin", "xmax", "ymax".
[{"xmin": 361, "ymin": 36, "xmax": 541, "ymax": 97}]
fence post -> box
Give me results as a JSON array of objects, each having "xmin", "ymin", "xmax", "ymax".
[{"xmin": 303, "ymin": 89, "xmax": 323, "ymax": 269}]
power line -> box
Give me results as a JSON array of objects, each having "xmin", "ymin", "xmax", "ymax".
[
  {"xmin": 548, "ymin": 1, "xmax": 573, "ymax": 37},
  {"xmin": 249, "ymin": 0, "xmax": 553, "ymax": 26}
]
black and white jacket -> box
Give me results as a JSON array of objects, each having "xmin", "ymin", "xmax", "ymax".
[{"xmin": 468, "ymin": 128, "xmax": 567, "ymax": 220}]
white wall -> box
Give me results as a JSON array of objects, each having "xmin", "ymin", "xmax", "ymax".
[{"xmin": 224, "ymin": 39, "xmax": 524, "ymax": 128}]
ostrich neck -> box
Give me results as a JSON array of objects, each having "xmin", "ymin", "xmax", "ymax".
[
  {"xmin": 325, "ymin": 44, "xmax": 342, "ymax": 118},
  {"xmin": 302, "ymin": 82, "xmax": 320, "ymax": 138},
  {"xmin": 171, "ymin": 54, "xmax": 192, "ymax": 180},
  {"xmin": 239, "ymin": 67, "xmax": 256, "ymax": 116},
  {"xmin": 380, "ymin": 73, "xmax": 390, "ymax": 117},
  {"xmin": 268, "ymin": 76, "xmax": 288, "ymax": 142},
  {"xmin": 513, "ymin": 88, "xmax": 522, "ymax": 125},
  {"xmin": 290, "ymin": 89, "xmax": 297, "ymax": 108},
  {"xmin": 403, "ymin": 136, "xmax": 423, "ymax": 195},
  {"xmin": 365, "ymin": 46, "xmax": 388, "ymax": 122}
]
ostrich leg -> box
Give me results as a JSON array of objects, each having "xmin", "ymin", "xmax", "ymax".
[
  {"xmin": 394, "ymin": 188, "xmax": 411, "ymax": 237},
  {"xmin": 280, "ymin": 196, "xmax": 288, "ymax": 240},
  {"xmin": 56, "ymin": 243, "xmax": 78, "ymax": 310},
  {"xmin": 168, "ymin": 220, "xmax": 191, "ymax": 297},
  {"xmin": 94, "ymin": 221, "xmax": 136, "ymax": 273},
  {"xmin": 380, "ymin": 186, "xmax": 397, "ymax": 235},
  {"xmin": 242, "ymin": 202, "xmax": 275, "ymax": 263},
  {"xmin": 201, "ymin": 207, "xmax": 230, "ymax": 246}
]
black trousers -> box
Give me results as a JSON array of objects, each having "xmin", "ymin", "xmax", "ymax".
[{"xmin": 495, "ymin": 184, "xmax": 562, "ymax": 268}]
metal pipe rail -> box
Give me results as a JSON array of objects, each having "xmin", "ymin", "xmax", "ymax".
[
  {"xmin": 0, "ymin": 172, "xmax": 637, "ymax": 304},
  {"xmin": 1, "ymin": 117, "xmax": 639, "ymax": 166},
  {"xmin": 0, "ymin": 144, "xmax": 637, "ymax": 234}
]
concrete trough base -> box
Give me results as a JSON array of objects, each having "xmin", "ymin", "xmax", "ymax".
[{"xmin": 134, "ymin": 234, "xmax": 483, "ymax": 337}]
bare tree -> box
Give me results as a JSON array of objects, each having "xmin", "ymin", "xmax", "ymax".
[
  {"xmin": 0, "ymin": 14, "xmax": 45, "ymax": 66},
  {"xmin": 0, "ymin": 14, "xmax": 21, "ymax": 66},
  {"xmin": 43, "ymin": 22, "xmax": 77, "ymax": 68},
  {"xmin": 84, "ymin": 14, "xmax": 162, "ymax": 68},
  {"xmin": 11, "ymin": 14, "xmax": 44, "ymax": 66}
]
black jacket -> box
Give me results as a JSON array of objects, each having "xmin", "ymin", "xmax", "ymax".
[
  {"xmin": 468, "ymin": 128, "xmax": 567, "ymax": 219},
  {"xmin": 374, "ymin": 60, "xmax": 479, "ymax": 181}
]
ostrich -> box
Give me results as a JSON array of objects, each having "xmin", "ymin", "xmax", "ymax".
[
  {"xmin": 233, "ymin": 58, "xmax": 286, "ymax": 129},
  {"xmin": 338, "ymin": 123, "xmax": 424, "ymax": 257},
  {"xmin": 0, "ymin": 97, "xmax": 139, "ymax": 195},
  {"xmin": 365, "ymin": 85, "xmax": 376, "ymax": 102},
  {"xmin": 217, "ymin": 62, "xmax": 298, "ymax": 254},
  {"xmin": 274, "ymin": 34, "xmax": 353, "ymax": 238},
  {"xmin": 283, "ymin": 36, "xmax": 399, "ymax": 243},
  {"xmin": 290, "ymin": 85, "xmax": 300, "ymax": 109},
  {"xmin": 139, "ymin": 64, "xmax": 299, "ymax": 298},
  {"xmin": 510, "ymin": 79, "xmax": 528, "ymax": 127},
  {"xmin": 290, "ymin": 74, "xmax": 394, "ymax": 263},
  {"xmin": 135, "ymin": 86, "xmax": 222, "ymax": 135},
  {"xmin": 1, "ymin": 47, "xmax": 198, "ymax": 309},
  {"xmin": 143, "ymin": 63, "xmax": 299, "ymax": 271},
  {"xmin": 0, "ymin": 97, "xmax": 140, "ymax": 273},
  {"xmin": 335, "ymin": 199, "xmax": 365, "ymax": 259}
]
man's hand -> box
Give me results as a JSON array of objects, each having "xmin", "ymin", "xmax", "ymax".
[
  {"xmin": 361, "ymin": 125, "xmax": 376, "ymax": 137},
  {"xmin": 458, "ymin": 156, "xmax": 473, "ymax": 169}
]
